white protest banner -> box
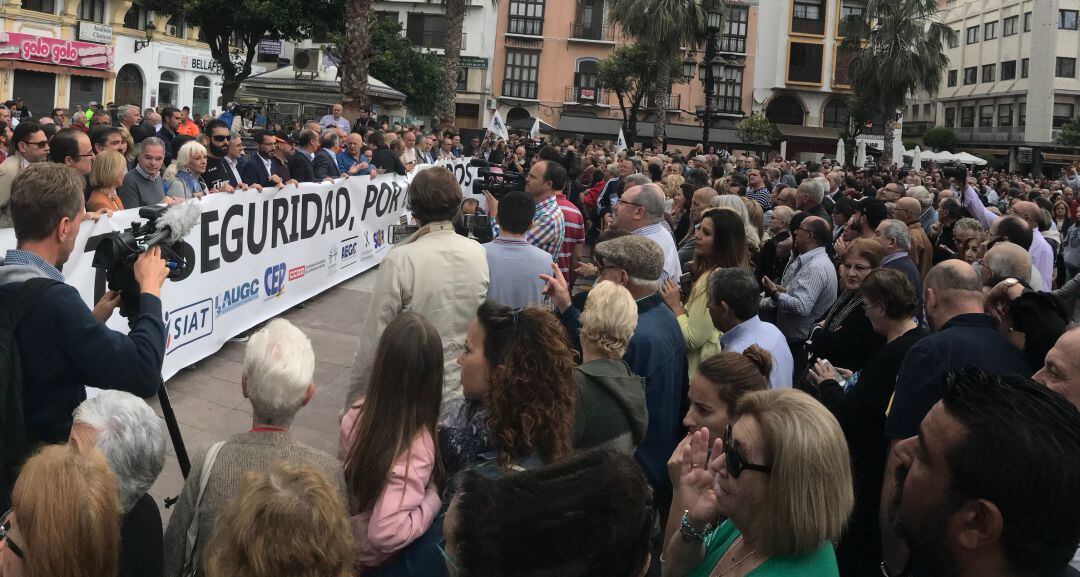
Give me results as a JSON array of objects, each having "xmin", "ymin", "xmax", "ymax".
[{"xmin": 0, "ymin": 160, "xmax": 480, "ymax": 381}]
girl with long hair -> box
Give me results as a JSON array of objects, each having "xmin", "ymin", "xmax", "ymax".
[{"xmin": 339, "ymin": 312, "xmax": 445, "ymax": 573}]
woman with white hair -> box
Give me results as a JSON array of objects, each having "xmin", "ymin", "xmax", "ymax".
[
  {"xmin": 70, "ymin": 391, "xmax": 167, "ymax": 577},
  {"xmin": 166, "ymin": 140, "xmax": 209, "ymax": 200},
  {"xmin": 161, "ymin": 319, "xmax": 344, "ymax": 577},
  {"xmin": 571, "ymin": 280, "xmax": 647, "ymax": 454}
]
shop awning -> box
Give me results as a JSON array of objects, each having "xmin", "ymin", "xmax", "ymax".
[
  {"xmin": 0, "ymin": 60, "xmax": 112, "ymax": 79},
  {"xmin": 556, "ymin": 114, "xmax": 742, "ymax": 146},
  {"xmin": 1042, "ymin": 152, "xmax": 1080, "ymax": 164},
  {"xmin": 773, "ymin": 124, "xmax": 841, "ymax": 141}
]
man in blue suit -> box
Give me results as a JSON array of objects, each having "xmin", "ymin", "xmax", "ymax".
[
  {"xmin": 242, "ymin": 130, "xmax": 293, "ymax": 188},
  {"xmin": 287, "ymin": 129, "xmax": 318, "ymax": 183},
  {"xmin": 312, "ymin": 131, "xmax": 342, "ymax": 181}
]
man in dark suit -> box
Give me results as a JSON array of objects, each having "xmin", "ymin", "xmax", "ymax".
[
  {"xmin": 287, "ymin": 129, "xmax": 318, "ymax": 183},
  {"xmin": 242, "ymin": 130, "xmax": 292, "ymax": 188},
  {"xmin": 155, "ymin": 106, "xmax": 180, "ymax": 166},
  {"xmin": 876, "ymin": 218, "xmax": 925, "ymax": 324},
  {"xmin": 312, "ymin": 131, "xmax": 342, "ymax": 181}
]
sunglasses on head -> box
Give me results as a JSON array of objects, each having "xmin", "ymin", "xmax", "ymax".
[{"xmin": 723, "ymin": 423, "xmax": 771, "ymax": 478}]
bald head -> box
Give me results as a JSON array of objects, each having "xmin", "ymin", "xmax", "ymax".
[
  {"xmin": 1034, "ymin": 327, "xmax": 1080, "ymax": 410},
  {"xmin": 925, "ymin": 260, "xmax": 984, "ymax": 331},
  {"xmin": 983, "ymin": 242, "xmax": 1032, "ymax": 286},
  {"xmin": 896, "ymin": 197, "xmax": 922, "ymax": 225},
  {"xmin": 1010, "ymin": 200, "xmax": 1042, "ymax": 229},
  {"xmin": 778, "ymin": 187, "xmax": 797, "ymax": 208}
]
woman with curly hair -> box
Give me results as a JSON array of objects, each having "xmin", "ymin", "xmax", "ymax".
[
  {"xmin": 445, "ymin": 301, "xmax": 577, "ymax": 477},
  {"xmin": 571, "ymin": 281, "xmax": 647, "ymax": 454}
]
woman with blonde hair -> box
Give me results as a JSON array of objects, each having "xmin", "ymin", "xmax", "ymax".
[
  {"xmin": 741, "ymin": 196, "xmax": 765, "ymax": 243},
  {"xmin": 167, "ymin": 140, "xmax": 209, "ymax": 200},
  {"xmin": 203, "ymin": 462, "xmax": 354, "ymax": 577},
  {"xmin": 118, "ymin": 126, "xmax": 136, "ymax": 163},
  {"xmin": 660, "ymin": 173, "xmax": 685, "ymax": 214},
  {"xmin": 87, "ymin": 149, "xmax": 127, "ymax": 213},
  {"xmin": 665, "ymin": 389, "xmax": 854, "ymax": 577},
  {"xmin": 571, "ymin": 280, "xmax": 647, "ymax": 455},
  {"xmin": 1, "ymin": 444, "xmax": 121, "ymax": 577},
  {"xmin": 711, "ymin": 194, "xmax": 761, "ymax": 251}
]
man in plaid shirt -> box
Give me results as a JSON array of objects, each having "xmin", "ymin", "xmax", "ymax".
[{"xmin": 488, "ymin": 159, "xmax": 565, "ymax": 259}]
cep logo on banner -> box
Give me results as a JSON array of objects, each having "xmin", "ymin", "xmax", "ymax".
[
  {"xmin": 164, "ymin": 299, "xmax": 214, "ymax": 355},
  {"xmin": 264, "ymin": 262, "xmax": 287, "ymax": 298}
]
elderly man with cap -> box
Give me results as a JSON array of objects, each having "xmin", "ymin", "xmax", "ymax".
[{"xmin": 541, "ymin": 234, "xmax": 685, "ymax": 512}]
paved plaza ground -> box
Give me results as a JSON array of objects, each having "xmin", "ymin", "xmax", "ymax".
[{"xmin": 147, "ymin": 268, "xmax": 377, "ymax": 523}]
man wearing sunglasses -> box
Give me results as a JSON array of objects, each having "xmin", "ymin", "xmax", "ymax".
[
  {"xmin": 0, "ymin": 121, "xmax": 48, "ymax": 228},
  {"xmin": 200, "ymin": 119, "xmax": 238, "ymax": 193}
]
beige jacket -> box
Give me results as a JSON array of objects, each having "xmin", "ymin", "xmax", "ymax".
[
  {"xmin": 347, "ymin": 221, "xmax": 489, "ymax": 412},
  {"xmin": 0, "ymin": 153, "xmax": 26, "ymax": 228}
]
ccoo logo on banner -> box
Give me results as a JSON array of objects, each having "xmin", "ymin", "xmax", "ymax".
[{"xmin": 0, "ymin": 160, "xmax": 479, "ymax": 380}]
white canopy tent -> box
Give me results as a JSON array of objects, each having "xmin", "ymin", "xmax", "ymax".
[
  {"xmin": 912, "ymin": 146, "xmax": 922, "ymax": 167},
  {"xmin": 954, "ymin": 152, "xmax": 988, "ymax": 166}
]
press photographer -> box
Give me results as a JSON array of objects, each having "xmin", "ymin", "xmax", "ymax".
[{"xmin": 0, "ymin": 164, "xmax": 169, "ymax": 491}]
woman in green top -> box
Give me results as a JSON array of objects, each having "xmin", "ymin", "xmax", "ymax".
[
  {"xmin": 661, "ymin": 208, "xmax": 750, "ymax": 377},
  {"xmin": 664, "ymin": 389, "xmax": 854, "ymax": 577}
]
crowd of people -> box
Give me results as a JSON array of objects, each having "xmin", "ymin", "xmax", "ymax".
[{"xmin": 1, "ymin": 94, "xmax": 1080, "ymax": 577}]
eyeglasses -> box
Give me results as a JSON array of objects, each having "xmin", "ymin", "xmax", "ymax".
[
  {"xmin": 24, "ymin": 140, "xmax": 48, "ymax": 148},
  {"xmin": 840, "ymin": 262, "xmax": 872, "ymax": 272},
  {"xmin": 78, "ymin": 151, "xmax": 96, "ymax": 158},
  {"xmin": 619, "ymin": 200, "xmax": 644, "ymax": 210},
  {"xmin": 723, "ymin": 424, "xmax": 771, "ymax": 478},
  {"xmin": 1, "ymin": 508, "xmax": 24, "ymax": 560},
  {"xmin": 210, "ymin": 135, "xmax": 229, "ymax": 142},
  {"xmin": 975, "ymin": 259, "xmax": 997, "ymax": 278},
  {"xmin": 794, "ymin": 227, "xmax": 815, "ymax": 238},
  {"xmin": 436, "ymin": 538, "xmax": 459, "ymax": 572}
]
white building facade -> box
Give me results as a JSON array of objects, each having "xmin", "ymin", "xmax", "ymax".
[{"xmin": 918, "ymin": 0, "xmax": 1080, "ymax": 172}]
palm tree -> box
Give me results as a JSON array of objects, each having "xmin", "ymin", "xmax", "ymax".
[
  {"xmin": 437, "ymin": 0, "xmax": 469, "ymax": 131},
  {"xmin": 841, "ymin": 0, "xmax": 955, "ymax": 166},
  {"xmin": 340, "ymin": 0, "xmax": 375, "ymax": 118},
  {"xmin": 606, "ymin": 0, "xmax": 723, "ymax": 150}
]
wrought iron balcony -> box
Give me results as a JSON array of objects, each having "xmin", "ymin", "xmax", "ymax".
[
  {"xmin": 565, "ymin": 85, "xmax": 609, "ymax": 105},
  {"xmin": 570, "ymin": 21, "xmax": 614, "ymax": 42},
  {"xmin": 792, "ymin": 16, "xmax": 825, "ymax": 35}
]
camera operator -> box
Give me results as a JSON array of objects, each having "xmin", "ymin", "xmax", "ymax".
[
  {"xmin": 485, "ymin": 159, "xmax": 566, "ymax": 259},
  {"xmin": 0, "ymin": 163, "xmax": 168, "ymax": 448},
  {"xmin": 346, "ymin": 166, "xmax": 488, "ymax": 413}
]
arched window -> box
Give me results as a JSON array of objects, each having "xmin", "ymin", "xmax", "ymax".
[
  {"xmin": 822, "ymin": 99, "xmax": 848, "ymax": 128},
  {"xmin": 158, "ymin": 71, "xmax": 180, "ymax": 108},
  {"xmin": 765, "ymin": 94, "xmax": 805, "ymax": 125},
  {"xmin": 124, "ymin": 1, "xmax": 150, "ymax": 30},
  {"xmin": 192, "ymin": 76, "xmax": 211, "ymax": 117},
  {"xmin": 77, "ymin": 0, "xmax": 106, "ymax": 23}
]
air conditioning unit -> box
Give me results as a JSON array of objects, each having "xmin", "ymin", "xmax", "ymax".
[
  {"xmin": 485, "ymin": 97, "xmax": 498, "ymax": 111},
  {"xmin": 165, "ymin": 24, "xmax": 178, "ymax": 36},
  {"xmin": 294, "ymin": 48, "xmax": 322, "ymax": 73}
]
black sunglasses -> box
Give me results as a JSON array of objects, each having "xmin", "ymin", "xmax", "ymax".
[
  {"xmin": 210, "ymin": 135, "xmax": 229, "ymax": 142},
  {"xmin": 1, "ymin": 508, "xmax": 24, "ymax": 560},
  {"xmin": 723, "ymin": 424, "xmax": 771, "ymax": 478}
]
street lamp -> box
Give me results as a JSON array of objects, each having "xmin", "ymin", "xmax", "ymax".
[
  {"xmin": 134, "ymin": 23, "xmax": 155, "ymax": 53},
  {"xmin": 682, "ymin": 57, "xmax": 696, "ymax": 82},
  {"xmin": 698, "ymin": 6, "xmax": 724, "ymax": 147}
]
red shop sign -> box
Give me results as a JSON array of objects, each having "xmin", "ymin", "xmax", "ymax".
[{"xmin": 0, "ymin": 31, "xmax": 114, "ymax": 70}]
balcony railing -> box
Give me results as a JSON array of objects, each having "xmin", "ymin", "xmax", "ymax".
[
  {"xmin": 570, "ymin": 21, "xmax": 615, "ymax": 42},
  {"xmin": 792, "ymin": 16, "xmax": 825, "ymax": 35},
  {"xmin": 565, "ymin": 85, "xmax": 609, "ymax": 105},
  {"xmin": 407, "ymin": 30, "xmax": 468, "ymax": 50},
  {"xmin": 508, "ymin": 17, "xmax": 543, "ymax": 36},
  {"xmin": 902, "ymin": 121, "xmax": 935, "ymax": 137},
  {"xmin": 954, "ymin": 126, "xmax": 1025, "ymax": 143},
  {"xmin": 642, "ymin": 94, "xmax": 682, "ymax": 111}
]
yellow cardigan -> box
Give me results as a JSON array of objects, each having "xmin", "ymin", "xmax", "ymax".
[{"xmin": 677, "ymin": 271, "xmax": 721, "ymax": 378}]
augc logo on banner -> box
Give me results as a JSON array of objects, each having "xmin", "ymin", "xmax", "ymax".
[{"xmin": 264, "ymin": 262, "xmax": 287, "ymax": 298}]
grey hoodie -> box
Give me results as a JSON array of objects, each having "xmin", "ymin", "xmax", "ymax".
[{"xmin": 571, "ymin": 359, "xmax": 648, "ymax": 456}]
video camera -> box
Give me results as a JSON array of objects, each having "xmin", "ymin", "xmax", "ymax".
[
  {"xmin": 92, "ymin": 203, "xmax": 199, "ymax": 323},
  {"xmin": 469, "ymin": 158, "xmax": 526, "ymax": 200},
  {"xmin": 942, "ymin": 165, "xmax": 968, "ymax": 182}
]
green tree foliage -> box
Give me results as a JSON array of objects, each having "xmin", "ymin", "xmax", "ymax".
[
  {"xmin": 736, "ymin": 112, "xmax": 774, "ymax": 146},
  {"xmin": 598, "ymin": 44, "xmax": 681, "ymax": 147},
  {"xmin": 366, "ymin": 20, "xmax": 444, "ymax": 117},
  {"xmin": 923, "ymin": 126, "xmax": 958, "ymax": 152},
  {"xmin": 840, "ymin": 0, "xmax": 956, "ymax": 165},
  {"xmin": 1055, "ymin": 116, "xmax": 1080, "ymax": 147},
  {"xmin": 837, "ymin": 96, "xmax": 879, "ymax": 168},
  {"xmin": 142, "ymin": 0, "xmax": 336, "ymax": 103}
]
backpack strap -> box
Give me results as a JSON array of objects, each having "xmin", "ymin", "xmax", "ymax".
[{"xmin": 1, "ymin": 278, "xmax": 60, "ymax": 329}]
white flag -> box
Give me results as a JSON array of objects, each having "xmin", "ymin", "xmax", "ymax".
[
  {"xmin": 616, "ymin": 128, "xmax": 627, "ymax": 154},
  {"xmin": 530, "ymin": 117, "xmax": 540, "ymax": 139},
  {"xmin": 488, "ymin": 110, "xmax": 509, "ymax": 141}
]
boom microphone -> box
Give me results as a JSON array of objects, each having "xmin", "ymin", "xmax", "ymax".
[{"xmin": 144, "ymin": 200, "xmax": 202, "ymax": 248}]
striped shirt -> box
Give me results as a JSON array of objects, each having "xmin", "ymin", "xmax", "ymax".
[
  {"xmin": 555, "ymin": 194, "xmax": 585, "ymax": 275},
  {"xmin": 747, "ymin": 186, "xmax": 772, "ymax": 210},
  {"xmin": 526, "ymin": 195, "xmax": 565, "ymax": 260}
]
